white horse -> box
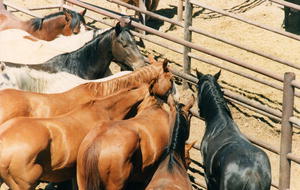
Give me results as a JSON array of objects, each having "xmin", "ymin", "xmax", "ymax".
[
  {"xmin": 0, "ymin": 62, "xmax": 131, "ymax": 93},
  {"xmin": 0, "ymin": 28, "xmax": 106, "ymax": 64}
]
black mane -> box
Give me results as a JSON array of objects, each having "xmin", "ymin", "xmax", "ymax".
[
  {"xmin": 162, "ymin": 103, "xmax": 190, "ymax": 171},
  {"xmin": 30, "ymin": 10, "xmax": 83, "ymax": 31},
  {"xmin": 197, "ymin": 74, "xmax": 232, "ymax": 120},
  {"xmin": 42, "ymin": 27, "xmax": 115, "ymax": 79}
]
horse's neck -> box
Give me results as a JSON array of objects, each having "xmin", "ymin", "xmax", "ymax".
[
  {"xmin": 90, "ymin": 33, "xmax": 113, "ymax": 76},
  {"xmin": 90, "ymin": 87, "xmax": 147, "ymax": 119},
  {"xmin": 200, "ymin": 90, "xmax": 233, "ymax": 132},
  {"xmin": 26, "ymin": 18, "xmax": 64, "ymax": 41}
]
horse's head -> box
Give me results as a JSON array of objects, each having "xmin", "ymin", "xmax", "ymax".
[
  {"xmin": 111, "ymin": 18, "xmax": 146, "ymax": 70},
  {"xmin": 196, "ymin": 70, "xmax": 227, "ymax": 118},
  {"xmin": 61, "ymin": 9, "xmax": 87, "ymax": 36},
  {"xmin": 147, "ymin": 55, "xmax": 178, "ymax": 99}
]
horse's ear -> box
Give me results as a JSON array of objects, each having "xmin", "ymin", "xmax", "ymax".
[
  {"xmin": 115, "ymin": 22, "xmax": 122, "ymax": 36},
  {"xmin": 80, "ymin": 9, "xmax": 87, "ymax": 16},
  {"xmin": 63, "ymin": 9, "xmax": 72, "ymax": 22},
  {"xmin": 148, "ymin": 54, "xmax": 156, "ymax": 64},
  {"xmin": 214, "ymin": 70, "xmax": 221, "ymax": 81},
  {"xmin": 196, "ymin": 69, "xmax": 203, "ymax": 80},
  {"xmin": 182, "ymin": 94, "xmax": 195, "ymax": 114},
  {"xmin": 163, "ymin": 59, "xmax": 169, "ymax": 72}
]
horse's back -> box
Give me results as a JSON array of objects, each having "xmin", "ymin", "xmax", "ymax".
[{"xmin": 0, "ymin": 29, "xmax": 100, "ymax": 64}]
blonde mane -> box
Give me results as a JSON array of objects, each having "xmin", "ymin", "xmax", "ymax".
[{"xmin": 83, "ymin": 63, "xmax": 162, "ymax": 97}]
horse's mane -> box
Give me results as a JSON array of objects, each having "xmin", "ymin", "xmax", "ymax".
[
  {"xmin": 198, "ymin": 74, "xmax": 232, "ymax": 119},
  {"xmin": 45, "ymin": 27, "xmax": 114, "ymax": 67},
  {"xmin": 83, "ymin": 63, "xmax": 161, "ymax": 97},
  {"xmin": 162, "ymin": 103, "xmax": 190, "ymax": 171},
  {"xmin": 30, "ymin": 10, "xmax": 83, "ymax": 31}
]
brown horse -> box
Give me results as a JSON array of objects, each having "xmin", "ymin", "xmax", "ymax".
[
  {"xmin": 145, "ymin": 96, "xmax": 194, "ymax": 190},
  {"xmin": 0, "ymin": 1, "xmax": 86, "ymax": 41},
  {"xmin": 76, "ymin": 89, "xmax": 177, "ymax": 190},
  {"xmin": 0, "ymin": 83, "xmax": 165, "ymax": 190},
  {"xmin": 0, "ymin": 55, "xmax": 172, "ymax": 125}
]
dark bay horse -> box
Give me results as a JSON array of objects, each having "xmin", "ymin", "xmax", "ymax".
[
  {"xmin": 5, "ymin": 20, "xmax": 146, "ymax": 79},
  {"xmin": 0, "ymin": 55, "xmax": 171, "ymax": 125},
  {"xmin": 145, "ymin": 96, "xmax": 194, "ymax": 190},
  {"xmin": 0, "ymin": 84, "xmax": 159, "ymax": 190},
  {"xmin": 76, "ymin": 88, "xmax": 176, "ymax": 190},
  {"xmin": 196, "ymin": 71, "xmax": 271, "ymax": 190},
  {"xmin": 0, "ymin": 1, "xmax": 86, "ymax": 41}
]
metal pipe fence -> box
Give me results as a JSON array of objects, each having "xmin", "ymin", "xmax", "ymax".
[{"xmin": 3, "ymin": 0, "xmax": 300, "ymax": 189}]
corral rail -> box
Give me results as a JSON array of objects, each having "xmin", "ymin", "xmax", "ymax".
[{"xmin": 3, "ymin": 0, "xmax": 300, "ymax": 189}]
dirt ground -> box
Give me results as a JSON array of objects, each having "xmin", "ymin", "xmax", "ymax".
[{"xmin": 4, "ymin": 0, "xmax": 300, "ymax": 189}]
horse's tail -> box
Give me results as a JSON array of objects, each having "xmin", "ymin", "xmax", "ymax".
[{"xmin": 81, "ymin": 139, "xmax": 103, "ymax": 190}]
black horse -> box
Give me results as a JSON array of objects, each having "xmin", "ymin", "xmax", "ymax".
[
  {"xmin": 5, "ymin": 20, "xmax": 146, "ymax": 80},
  {"xmin": 283, "ymin": 0, "xmax": 300, "ymax": 34},
  {"xmin": 196, "ymin": 71, "xmax": 271, "ymax": 190}
]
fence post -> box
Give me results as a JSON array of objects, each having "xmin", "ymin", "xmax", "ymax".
[
  {"xmin": 279, "ymin": 72, "xmax": 295, "ymax": 190},
  {"xmin": 60, "ymin": 0, "xmax": 66, "ymax": 11},
  {"xmin": 177, "ymin": 0, "xmax": 183, "ymax": 22},
  {"xmin": 183, "ymin": 0, "xmax": 193, "ymax": 89}
]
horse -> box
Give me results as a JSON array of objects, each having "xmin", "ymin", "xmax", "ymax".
[
  {"xmin": 4, "ymin": 19, "xmax": 146, "ymax": 79},
  {"xmin": 0, "ymin": 82, "xmax": 169, "ymax": 190},
  {"xmin": 118, "ymin": 0, "xmax": 160, "ymax": 26},
  {"xmin": 76, "ymin": 86, "xmax": 176, "ymax": 190},
  {"xmin": 283, "ymin": 0, "xmax": 300, "ymax": 33},
  {"xmin": 0, "ymin": 2, "xmax": 86, "ymax": 41},
  {"xmin": 0, "ymin": 28, "xmax": 106, "ymax": 65},
  {"xmin": 196, "ymin": 71, "xmax": 271, "ymax": 190},
  {"xmin": 0, "ymin": 63, "xmax": 131, "ymax": 93},
  {"xmin": 0, "ymin": 55, "xmax": 172, "ymax": 125},
  {"xmin": 145, "ymin": 96, "xmax": 194, "ymax": 190}
]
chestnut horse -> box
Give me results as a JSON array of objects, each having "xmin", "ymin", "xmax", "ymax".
[
  {"xmin": 0, "ymin": 1, "xmax": 86, "ymax": 41},
  {"xmin": 145, "ymin": 96, "xmax": 194, "ymax": 190},
  {"xmin": 76, "ymin": 90, "xmax": 176, "ymax": 190},
  {"xmin": 0, "ymin": 55, "xmax": 171, "ymax": 125},
  {"xmin": 4, "ymin": 20, "xmax": 146, "ymax": 79},
  {"xmin": 0, "ymin": 83, "xmax": 167, "ymax": 190},
  {"xmin": 196, "ymin": 71, "xmax": 271, "ymax": 190}
]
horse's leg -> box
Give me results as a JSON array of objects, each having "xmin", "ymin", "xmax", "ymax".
[
  {"xmin": 2, "ymin": 161, "xmax": 42, "ymax": 190},
  {"xmin": 284, "ymin": 6, "xmax": 290, "ymax": 29}
]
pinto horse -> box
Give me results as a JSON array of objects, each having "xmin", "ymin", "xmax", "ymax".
[
  {"xmin": 0, "ymin": 83, "xmax": 159, "ymax": 190},
  {"xmin": 5, "ymin": 19, "xmax": 146, "ymax": 79},
  {"xmin": 0, "ymin": 55, "xmax": 171, "ymax": 125},
  {"xmin": 145, "ymin": 96, "xmax": 194, "ymax": 190},
  {"xmin": 196, "ymin": 71, "xmax": 271, "ymax": 190},
  {"xmin": 76, "ymin": 89, "xmax": 176, "ymax": 190},
  {"xmin": 0, "ymin": 2, "xmax": 86, "ymax": 41},
  {"xmin": 0, "ymin": 63, "xmax": 131, "ymax": 93}
]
